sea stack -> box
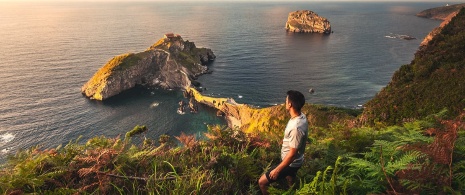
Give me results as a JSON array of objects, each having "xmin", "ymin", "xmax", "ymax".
[
  {"xmin": 81, "ymin": 34, "xmax": 215, "ymax": 100},
  {"xmin": 285, "ymin": 10, "xmax": 331, "ymax": 34}
]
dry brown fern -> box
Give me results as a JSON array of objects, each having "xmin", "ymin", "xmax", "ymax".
[
  {"xmin": 247, "ymin": 133, "xmax": 271, "ymax": 148},
  {"xmin": 397, "ymin": 112, "xmax": 465, "ymax": 191},
  {"xmin": 74, "ymin": 147, "xmax": 119, "ymax": 193},
  {"xmin": 175, "ymin": 132, "xmax": 198, "ymax": 150}
]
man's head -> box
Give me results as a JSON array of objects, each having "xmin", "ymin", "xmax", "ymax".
[{"xmin": 286, "ymin": 90, "xmax": 305, "ymax": 113}]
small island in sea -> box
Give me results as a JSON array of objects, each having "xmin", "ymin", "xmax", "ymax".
[
  {"xmin": 285, "ymin": 10, "xmax": 332, "ymax": 34},
  {"xmin": 81, "ymin": 33, "xmax": 215, "ymax": 100}
]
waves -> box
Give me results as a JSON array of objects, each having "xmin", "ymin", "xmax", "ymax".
[
  {"xmin": 0, "ymin": 1, "xmax": 442, "ymax": 162},
  {"xmin": 0, "ymin": 133, "xmax": 15, "ymax": 154}
]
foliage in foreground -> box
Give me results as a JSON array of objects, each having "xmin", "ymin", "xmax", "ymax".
[{"xmin": 1, "ymin": 111, "xmax": 465, "ymax": 194}]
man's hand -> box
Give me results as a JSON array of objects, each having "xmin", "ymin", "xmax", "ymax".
[
  {"xmin": 270, "ymin": 168, "xmax": 280, "ymax": 180},
  {"xmin": 270, "ymin": 147, "xmax": 298, "ymax": 180}
]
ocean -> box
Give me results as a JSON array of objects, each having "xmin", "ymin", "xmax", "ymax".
[{"xmin": 0, "ymin": 1, "xmax": 442, "ymax": 161}]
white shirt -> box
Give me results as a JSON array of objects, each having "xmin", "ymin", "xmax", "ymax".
[{"xmin": 281, "ymin": 113, "xmax": 308, "ymax": 167}]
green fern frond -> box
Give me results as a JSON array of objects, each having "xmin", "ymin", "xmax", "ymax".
[
  {"xmin": 455, "ymin": 131, "xmax": 465, "ymax": 155},
  {"xmin": 348, "ymin": 157, "xmax": 380, "ymax": 173},
  {"xmin": 40, "ymin": 170, "xmax": 65, "ymax": 179},
  {"xmin": 399, "ymin": 179, "xmax": 423, "ymax": 190},
  {"xmin": 386, "ymin": 151, "xmax": 424, "ymax": 174},
  {"xmin": 130, "ymin": 151, "xmax": 148, "ymax": 160},
  {"xmin": 296, "ymin": 171, "xmax": 321, "ymax": 195},
  {"xmin": 454, "ymin": 172, "xmax": 465, "ymax": 185},
  {"xmin": 393, "ymin": 128, "xmax": 433, "ymax": 145}
]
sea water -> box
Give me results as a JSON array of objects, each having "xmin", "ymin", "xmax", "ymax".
[{"xmin": 0, "ymin": 1, "xmax": 442, "ymax": 161}]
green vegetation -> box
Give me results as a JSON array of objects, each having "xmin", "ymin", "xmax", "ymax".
[
  {"xmin": 111, "ymin": 51, "xmax": 152, "ymax": 72},
  {"xmin": 98, "ymin": 51, "xmax": 151, "ymax": 73},
  {"xmin": 1, "ymin": 109, "xmax": 464, "ymax": 194},
  {"xmin": 84, "ymin": 51, "xmax": 151, "ymax": 95},
  {"xmin": 4, "ymin": 6, "xmax": 465, "ymax": 195},
  {"xmin": 125, "ymin": 125, "xmax": 148, "ymax": 138},
  {"xmin": 363, "ymin": 8, "xmax": 465, "ymax": 125}
]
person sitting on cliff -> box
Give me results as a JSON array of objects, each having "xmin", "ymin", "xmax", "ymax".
[{"xmin": 258, "ymin": 90, "xmax": 308, "ymax": 195}]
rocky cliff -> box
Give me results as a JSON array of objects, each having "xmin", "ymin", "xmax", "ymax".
[
  {"xmin": 285, "ymin": 10, "xmax": 331, "ymax": 34},
  {"xmin": 81, "ymin": 35, "xmax": 215, "ymax": 100}
]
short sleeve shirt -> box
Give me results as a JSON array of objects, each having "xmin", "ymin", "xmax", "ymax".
[{"xmin": 281, "ymin": 113, "xmax": 308, "ymax": 167}]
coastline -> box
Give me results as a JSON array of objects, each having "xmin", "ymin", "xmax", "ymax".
[
  {"xmin": 186, "ymin": 87, "xmax": 288, "ymax": 133},
  {"xmin": 186, "ymin": 87, "xmax": 243, "ymax": 129}
]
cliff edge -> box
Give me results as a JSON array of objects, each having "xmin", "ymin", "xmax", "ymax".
[
  {"xmin": 81, "ymin": 34, "xmax": 215, "ymax": 100},
  {"xmin": 362, "ymin": 8, "xmax": 465, "ymax": 125},
  {"xmin": 285, "ymin": 10, "xmax": 331, "ymax": 34},
  {"xmin": 419, "ymin": 5, "xmax": 464, "ymax": 47}
]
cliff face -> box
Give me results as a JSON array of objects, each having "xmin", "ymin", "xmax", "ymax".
[
  {"xmin": 285, "ymin": 10, "xmax": 331, "ymax": 34},
  {"xmin": 81, "ymin": 36, "xmax": 215, "ymax": 100},
  {"xmin": 362, "ymin": 8, "xmax": 465, "ymax": 125}
]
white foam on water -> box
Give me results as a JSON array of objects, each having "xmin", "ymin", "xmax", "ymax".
[
  {"xmin": 1, "ymin": 148, "xmax": 11, "ymax": 154},
  {"xmin": 0, "ymin": 133, "xmax": 15, "ymax": 144},
  {"xmin": 150, "ymin": 102, "xmax": 160, "ymax": 108}
]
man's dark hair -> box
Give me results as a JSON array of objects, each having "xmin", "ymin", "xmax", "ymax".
[{"xmin": 287, "ymin": 90, "xmax": 305, "ymax": 112}]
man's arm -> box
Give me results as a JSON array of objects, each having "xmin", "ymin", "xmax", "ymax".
[{"xmin": 269, "ymin": 147, "xmax": 297, "ymax": 180}]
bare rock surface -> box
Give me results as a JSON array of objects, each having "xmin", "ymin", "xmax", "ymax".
[
  {"xmin": 81, "ymin": 35, "xmax": 215, "ymax": 100},
  {"xmin": 285, "ymin": 10, "xmax": 331, "ymax": 34}
]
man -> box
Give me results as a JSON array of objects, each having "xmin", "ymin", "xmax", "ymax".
[{"xmin": 258, "ymin": 90, "xmax": 309, "ymax": 195}]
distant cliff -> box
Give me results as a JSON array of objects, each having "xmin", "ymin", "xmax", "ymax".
[
  {"xmin": 81, "ymin": 35, "xmax": 215, "ymax": 100},
  {"xmin": 362, "ymin": 8, "xmax": 465, "ymax": 125},
  {"xmin": 285, "ymin": 10, "xmax": 331, "ymax": 34},
  {"xmin": 420, "ymin": 11, "xmax": 459, "ymax": 47},
  {"xmin": 416, "ymin": 3, "xmax": 465, "ymax": 20}
]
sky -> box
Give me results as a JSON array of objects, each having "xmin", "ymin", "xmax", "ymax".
[{"xmin": 0, "ymin": 0, "xmax": 464, "ymax": 2}]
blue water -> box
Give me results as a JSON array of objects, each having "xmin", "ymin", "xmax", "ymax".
[{"xmin": 0, "ymin": 1, "xmax": 442, "ymax": 160}]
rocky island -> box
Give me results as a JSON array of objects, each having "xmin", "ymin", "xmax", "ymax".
[
  {"xmin": 81, "ymin": 34, "xmax": 215, "ymax": 100},
  {"xmin": 285, "ymin": 10, "xmax": 331, "ymax": 34}
]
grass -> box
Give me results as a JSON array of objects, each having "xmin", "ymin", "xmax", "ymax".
[
  {"xmin": 2, "ymin": 108, "xmax": 464, "ymax": 194},
  {"xmin": 0, "ymin": 109, "xmax": 465, "ymax": 194}
]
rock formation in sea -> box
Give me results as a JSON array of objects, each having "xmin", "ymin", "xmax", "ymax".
[
  {"xmin": 81, "ymin": 34, "xmax": 215, "ymax": 100},
  {"xmin": 285, "ymin": 10, "xmax": 331, "ymax": 34}
]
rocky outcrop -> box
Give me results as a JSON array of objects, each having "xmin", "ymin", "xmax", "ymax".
[
  {"xmin": 416, "ymin": 3, "xmax": 465, "ymax": 20},
  {"xmin": 285, "ymin": 10, "xmax": 331, "ymax": 34},
  {"xmin": 187, "ymin": 87, "xmax": 356, "ymax": 133},
  {"xmin": 81, "ymin": 35, "xmax": 215, "ymax": 100}
]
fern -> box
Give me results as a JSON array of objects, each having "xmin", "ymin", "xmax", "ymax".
[
  {"xmin": 296, "ymin": 171, "xmax": 321, "ymax": 195},
  {"xmin": 455, "ymin": 130, "xmax": 465, "ymax": 156},
  {"xmin": 296, "ymin": 156, "xmax": 345, "ymax": 195},
  {"xmin": 386, "ymin": 150, "xmax": 424, "ymax": 174}
]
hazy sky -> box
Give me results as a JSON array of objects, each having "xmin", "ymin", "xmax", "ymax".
[{"xmin": 0, "ymin": 0, "xmax": 464, "ymax": 2}]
